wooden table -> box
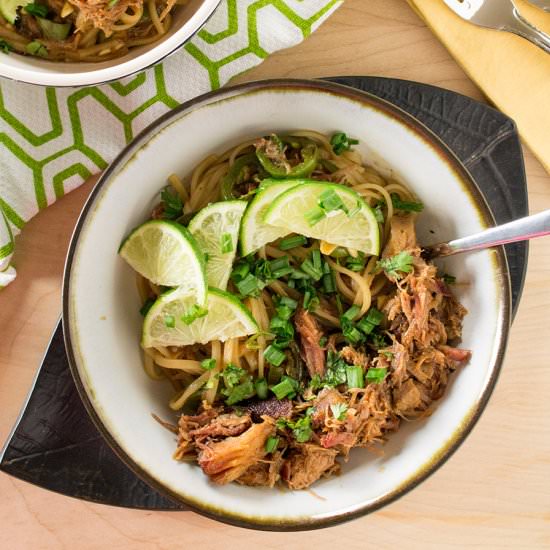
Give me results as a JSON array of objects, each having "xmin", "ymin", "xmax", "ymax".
[{"xmin": 1, "ymin": 1, "xmax": 549, "ymax": 547}]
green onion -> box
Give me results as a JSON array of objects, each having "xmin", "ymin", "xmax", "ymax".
[
  {"xmin": 322, "ymin": 268, "xmax": 336, "ymax": 293},
  {"xmin": 220, "ymin": 232, "xmax": 233, "ymax": 253},
  {"xmin": 278, "ymin": 296, "xmax": 298, "ymax": 310},
  {"xmin": 139, "ymin": 298, "xmax": 155, "ymax": 317},
  {"xmin": 311, "ymin": 249, "xmax": 322, "ymax": 271},
  {"xmin": 330, "ymin": 403, "xmax": 348, "ymax": 421},
  {"xmin": 268, "ymin": 256, "xmax": 292, "ymax": 278},
  {"xmin": 225, "ymin": 378, "xmax": 255, "ymax": 405},
  {"xmin": 255, "ymin": 378, "xmax": 269, "ymax": 399},
  {"xmin": 236, "ymin": 273, "xmax": 265, "ymax": 297},
  {"xmin": 201, "ymin": 358, "xmax": 216, "ymax": 370},
  {"xmin": 0, "ymin": 39, "xmax": 13, "ymax": 54},
  {"xmin": 301, "ymin": 258, "xmax": 323, "ymax": 281},
  {"xmin": 330, "ymin": 132, "xmax": 359, "ymax": 155},
  {"xmin": 366, "ymin": 367, "xmax": 387, "ymax": 384},
  {"xmin": 342, "ymin": 304, "xmax": 360, "ymax": 322},
  {"xmin": 264, "ymin": 344, "xmax": 286, "ymax": 367},
  {"xmin": 342, "ymin": 324, "xmax": 364, "ymax": 345},
  {"xmin": 373, "ymin": 204, "xmax": 384, "ymax": 223},
  {"xmin": 346, "ymin": 365, "xmax": 364, "ymax": 388},
  {"xmin": 304, "ymin": 206, "xmax": 326, "ymax": 226},
  {"xmin": 164, "ymin": 315, "xmax": 175, "ymax": 328},
  {"xmin": 345, "ymin": 252, "xmax": 366, "ymax": 272},
  {"xmin": 271, "ymin": 375, "xmax": 298, "ymax": 399},
  {"xmin": 357, "ymin": 307, "xmax": 383, "ymax": 335},
  {"xmin": 265, "ymin": 436, "xmax": 279, "ymax": 453},
  {"xmin": 442, "ymin": 273, "xmax": 456, "ymax": 285},
  {"xmin": 26, "ymin": 41, "xmax": 48, "ymax": 57},
  {"xmin": 181, "ymin": 304, "xmax": 208, "ymax": 325},
  {"xmin": 231, "ymin": 261, "xmax": 250, "ymax": 283},
  {"xmin": 279, "ymin": 235, "xmax": 307, "ymax": 250},
  {"xmin": 108, "ymin": 0, "xmax": 119, "ymax": 6},
  {"xmin": 391, "ymin": 193, "xmax": 424, "ymax": 213},
  {"xmin": 289, "ymin": 268, "xmax": 310, "ymax": 280},
  {"xmin": 303, "ymin": 288, "xmax": 319, "ymax": 311},
  {"xmin": 318, "ymin": 188, "xmax": 348, "ymax": 214},
  {"xmin": 24, "ymin": 2, "xmax": 48, "ymax": 17}
]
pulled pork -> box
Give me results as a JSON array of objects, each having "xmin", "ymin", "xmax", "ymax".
[
  {"xmin": 172, "ymin": 212, "xmax": 470, "ymax": 489},
  {"xmin": 294, "ymin": 307, "xmax": 326, "ymax": 377},
  {"xmin": 68, "ymin": 0, "xmax": 143, "ymax": 34}
]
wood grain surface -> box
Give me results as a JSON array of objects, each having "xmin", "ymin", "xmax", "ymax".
[{"xmin": 1, "ymin": 1, "xmax": 549, "ymax": 548}]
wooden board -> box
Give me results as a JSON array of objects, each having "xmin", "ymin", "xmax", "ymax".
[{"xmin": 1, "ymin": 1, "xmax": 549, "ymax": 547}]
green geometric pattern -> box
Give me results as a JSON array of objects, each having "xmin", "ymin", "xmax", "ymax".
[{"xmin": 0, "ymin": 0, "xmax": 342, "ymax": 288}]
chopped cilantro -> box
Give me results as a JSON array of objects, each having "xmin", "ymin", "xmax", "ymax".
[
  {"xmin": 376, "ymin": 251, "xmax": 414, "ymax": 279},
  {"xmin": 330, "ymin": 403, "xmax": 348, "ymax": 421}
]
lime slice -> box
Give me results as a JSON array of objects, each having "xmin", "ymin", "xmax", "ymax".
[
  {"xmin": 240, "ymin": 179, "xmax": 304, "ymax": 255},
  {"xmin": 188, "ymin": 201, "xmax": 246, "ymax": 290},
  {"xmin": 142, "ymin": 287, "xmax": 259, "ymax": 347},
  {"xmin": 263, "ymin": 182, "xmax": 380, "ymax": 255},
  {"xmin": 119, "ymin": 220, "xmax": 206, "ymax": 302}
]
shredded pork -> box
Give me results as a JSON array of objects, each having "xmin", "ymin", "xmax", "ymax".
[{"xmin": 173, "ymin": 213, "xmax": 470, "ymax": 489}]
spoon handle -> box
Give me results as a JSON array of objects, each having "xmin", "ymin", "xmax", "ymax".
[{"xmin": 425, "ymin": 209, "xmax": 550, "ymax": 258}]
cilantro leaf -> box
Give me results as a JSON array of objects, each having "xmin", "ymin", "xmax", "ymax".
[
  {"xmin": 376, "ymin": 251, "xmax": 414, "ymax": 279},
  {"xmin": 330, "ymin": 403, "xmax": 348, "ymax": 421},
  {"xmin": 160, "ymin": 189, "xmax": 183, "ymax": 220}
]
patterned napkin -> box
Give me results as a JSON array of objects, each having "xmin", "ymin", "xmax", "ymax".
[{"xmin": 0, "ymin": 0, "xmax": 342, "ymax": 288}]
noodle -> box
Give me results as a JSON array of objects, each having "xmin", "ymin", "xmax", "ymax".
[{"xmin": 0, "ymin": 0, "xmax": 188, "ymax": 63}]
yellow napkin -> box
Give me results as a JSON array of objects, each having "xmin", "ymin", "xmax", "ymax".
[{"xmin": 407, "ymin": 0, "xmax": 550, "ymax": 173}]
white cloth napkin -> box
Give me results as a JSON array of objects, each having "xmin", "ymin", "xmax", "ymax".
[{"xmin": 0, "ymin": 0, "xmax": 342, "ymax": 288}]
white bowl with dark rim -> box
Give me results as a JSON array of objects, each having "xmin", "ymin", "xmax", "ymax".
[
  {"xmin": 63, "ymin": 79, "xmax": 511, "ymax": 530},
  {"xmin": 0, "ymin": 0, "xmax": 220, "ymax": 87}
]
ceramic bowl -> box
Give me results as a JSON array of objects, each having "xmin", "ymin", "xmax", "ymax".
[
  {"xmin": 0, "ymin": 0, "xmax": 220, "ymax": 87},
  {"xmin": 63, "ymin": 79, "xmax": 511, "ymax": 530}
]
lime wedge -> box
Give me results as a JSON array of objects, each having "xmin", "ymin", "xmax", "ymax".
[
  {"xmin": 142, "ymin": 287, "xmax": 259, "ymax": 347},
  {"xmin": 188, "ymin": 201, "xmax": 246, "ymax": 290},
  {"xmin": 240, "ymin": 179, "xmax": 304, "ymax": 255},
  {"xmin": 119, "ymin": 220, "xmax": 206, "ymax": 302},
  {"xmin": 0, "ymin": 0, "xmax": 32, "ymax": 24},
  {"xmin": 263, "ymin": 182, "xmax": 380, "ymax": 255}
]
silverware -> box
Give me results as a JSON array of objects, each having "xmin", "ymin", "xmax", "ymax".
[
  {"xmin": 423, "ymin": 209, "xmax": 550, "ymax": 259},
  {"xmin": 443, "ymin": 0, "xmax": 550, "ymax": 54},
  {"xmin": 527, "ymin": 0, "xmax": 550, "ymax": 13}
]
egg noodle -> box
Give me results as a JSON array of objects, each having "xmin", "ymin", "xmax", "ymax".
[
  {"xmin": 0, "ymin": 0, "xmax": 188, "ymax": 62},
  {"xmin": 137, "ymin": 130, "xmax": 415, "ymax": 410}
]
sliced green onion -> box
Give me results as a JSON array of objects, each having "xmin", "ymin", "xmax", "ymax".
[
  {"xmin": 268, "ymin": 256, "xmax": 293, "ymax": 278},
  {"xmin": 391, "ymin": 193, "xmax": 424, "ymax": 213},
  {"xmin": 255, "ymin": 378, "xmax": 269, "ymax": 399},
  {"xmin": 342, "ymin": 304, "xmax": 361, "ymax": 322},
  {"xmin": 366, "ymin": 367, "xmax": 387, "ymax": 384},
  {"xmin": 318, "ymin": 188, "xmax": 348, "ymax": 213},
  {"xmin": 442, "ymin": 273, "xmax": 456, "ymax": 285},
  {"xmin": 181, "ymin": 304, "xmax": 208, "ymax": 325},
  {"xmin": 279, "ymin": 235, "xmax": 307, "ymax": 250},
  {"xmin": 264, "ymin": 344, "xmax": 286, "ymax": 367},
  {"xmin": 164, "ymin": 315, "xmax": 175, "ymax": 328},
  {"xmin": 236, "ymin": 273, "xmax": 265, "ymax": 297},
  {"xmin": 220, "ymin": 232, "xmax": 233, "ymax": 253},
  {"xmin": 346, "ymin": 365, "xmax": 364, "ymax": 388},
  {"xmin": 271, "ymin": 375, "xmax": 298, "ymax": 399},
  {"xmin": 330, "ymin": 132, "xmax": 359, "ymax": 155},
  {"xmin": 342, "ymin": 324, "xmax": 364, "ymax": 345},
  {"xmin": 301, "ymin": 259, "xmax": 323, "ymax": 281},
  {"xmin": 304, "ymin": 206, "xmax": 326, "ymax": 226},
  {"xmin": 26, "ymin": 41, "xmax": 48, "ymax": 57},
  {"xmin": 231, "ymin": 261, "xmax": 250, "ymax": 282},
  {"xmin": 265, "ymin": 436, "xmax": 279, "ymax": 453}
]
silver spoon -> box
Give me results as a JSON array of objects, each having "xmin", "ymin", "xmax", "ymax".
[{"xmin": 423, "ymin": 209, "xmax": 550, "ymax": 259}]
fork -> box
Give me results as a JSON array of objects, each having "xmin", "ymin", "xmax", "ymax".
[
  {"xmin": 444, "ymin": 0, "xmax": 550, "ymax": 54},
  {"xmin": 528, "ymin": 0, "xmax": 550, "ymax": 13}
]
